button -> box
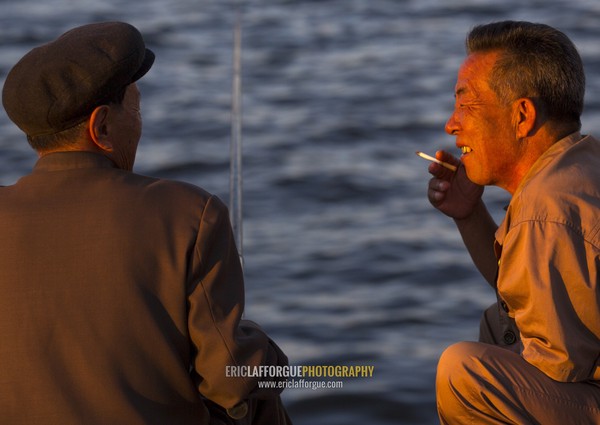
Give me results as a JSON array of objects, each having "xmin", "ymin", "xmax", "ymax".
[
  {"xmin": 503, "ymin": 331, "xmax": 517, "ymax": 345},
  {"xmin": 227, "ymin": 402, "xmax": 248, "ymax": 419}
]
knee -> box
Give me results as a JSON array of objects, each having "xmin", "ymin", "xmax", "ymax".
[
  {"xmin": 436, "ymin": 342, "xmax": 486, "ymax": 420},
  {"xmin": 437, "ymin": 341, "xmax": 483, "ymax": 382}
]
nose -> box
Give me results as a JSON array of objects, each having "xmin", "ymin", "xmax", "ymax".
[{"xmin": 445, "ymin": 111, "xmax": 459, "ymax": 135}]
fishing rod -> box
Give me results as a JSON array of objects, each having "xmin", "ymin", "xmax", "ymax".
[
  {"xmin": 230, "ymin": 5, "xmax": 243, "ymax": 265},
  {"xmin": 227, "ymin": 13, "xmax": 253, "ymax": 420}
]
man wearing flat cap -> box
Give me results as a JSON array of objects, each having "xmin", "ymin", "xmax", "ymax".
[{"xmin": 0, "ymin": 22, "xmax": 291, "ymax": 425}]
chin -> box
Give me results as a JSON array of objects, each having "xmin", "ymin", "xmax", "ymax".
[{"xmin": 464, "ymin": 168, "xmax": 486, "ymax": 186}]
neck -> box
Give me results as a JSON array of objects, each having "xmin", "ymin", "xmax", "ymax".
[
  {"xmin": 36, "ymin": 136, "xmax": 104, "ymax": 159},
  {"xmin": 504, "ymin": 125, "xmax": 576, "ymax": 194}
]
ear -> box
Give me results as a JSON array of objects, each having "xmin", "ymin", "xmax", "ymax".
[
  {"xmin": 514, "ymin": 98, "xmax": 537, "ymax": 139},
  {"xmin": 89, "ymin": 105, "xmax": 114, "ymax": 152}
]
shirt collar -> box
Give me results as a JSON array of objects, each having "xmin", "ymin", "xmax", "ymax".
[
  {"xmin": 495, "ymin": 131, "xmax": 584, "ymax": 246},
  {"xmin": 512, "ymin": 131, "xmax": 583, "ymax": 197}
]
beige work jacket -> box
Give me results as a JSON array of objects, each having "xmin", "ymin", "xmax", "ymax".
[{"xmin": 496, "ymin": 133, "xmax": 600, "ymax": 382}]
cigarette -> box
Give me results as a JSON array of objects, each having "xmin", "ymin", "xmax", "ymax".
[{"xmin": 415, "ymin": 151, "xmax": 457, "ymax": 172}]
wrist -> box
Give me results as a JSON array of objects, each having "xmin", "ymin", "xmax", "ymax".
[{"xmin": 453, "ymin": 199, "xmax": 486, "ymax": 223}]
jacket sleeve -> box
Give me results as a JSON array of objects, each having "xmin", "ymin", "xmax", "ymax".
[
  {"xmin": 187, "ymin": 195, "xmax": 288, "ymax": 409},
  {"xmin": 498, "ymin": 220, "xmax": 600, "ymax": 382}
]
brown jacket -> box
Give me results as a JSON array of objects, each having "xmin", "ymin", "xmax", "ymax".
[{"xmin": 0, "ymin": 152, "xmax": 286, "ymax": 424}]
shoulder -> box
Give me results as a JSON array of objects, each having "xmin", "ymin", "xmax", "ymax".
[
  {"xmin": 123, "ymin": 172, "xmax": 229, "ymax": 217},
  {"xmin": 519, "ymin": 135, "xmax": 600, "ymax": 203},
  {"xmin": 141, "ymin": 175, "xmax": 212, "ymax": 200},
  {"xmin": 508, "ymin": 135, "xmax": 600, "ymax": 245}
]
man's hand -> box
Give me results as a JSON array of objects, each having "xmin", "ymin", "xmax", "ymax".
[{"xmin": 427, "ymin": 150, "xmax": 483, "ymax": 220}]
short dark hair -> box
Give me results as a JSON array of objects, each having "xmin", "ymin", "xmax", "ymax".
[
  {"xmin": 26, "ymin": 85, "xmax": 128, "ymax": 151},
  {"xmin": 466, "ymin": 21, "xmax": 585, "ymax": 129}
]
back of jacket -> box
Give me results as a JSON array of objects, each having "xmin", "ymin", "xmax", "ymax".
[{"xmin": 0, "ymin": 152, "xmax": 277, "ymax": 424}]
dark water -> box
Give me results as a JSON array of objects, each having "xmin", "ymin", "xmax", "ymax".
[{"xmin": 2, "ymin": 1, "xmax": 600, "ymax": 424}]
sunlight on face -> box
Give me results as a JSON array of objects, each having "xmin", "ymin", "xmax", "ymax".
[{"xmin": 445, "ymin": 51, "xmax": 520, "ymax": 191}]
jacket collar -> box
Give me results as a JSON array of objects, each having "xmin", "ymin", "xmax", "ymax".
[
  {"xmin": 33, "ymin": 151, "xmax": 117, "ymax": 173},
  {"xmin": 495, "ymin": 131, "xmax": 584, "ymax": 246}
]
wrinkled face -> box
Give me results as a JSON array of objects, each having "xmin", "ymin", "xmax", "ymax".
[
  {"xmin": 445, "ymin": 51, "xmax": 520, "ymax": 190},
  {"xmin": 109, "ymin": 83, "xmax": 142, "ymax": 171}
]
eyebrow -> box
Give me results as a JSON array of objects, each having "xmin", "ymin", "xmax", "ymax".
[{"xmin": 454, "ymin": 86, "xmax": 468, "ymax": 97}]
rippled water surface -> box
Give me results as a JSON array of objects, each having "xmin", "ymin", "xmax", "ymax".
[{"xmin": 2, "ymin": 1, "xmax": 600, "ymax": 423}]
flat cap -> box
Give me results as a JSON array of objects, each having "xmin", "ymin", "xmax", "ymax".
[{"xmin": 2, "ymin": 22, "xmax": 155, "ymax": 137}]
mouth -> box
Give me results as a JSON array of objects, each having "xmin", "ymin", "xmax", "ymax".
[{"xmin": 460, "ymin": 146, "xmax": 473, "ymax": 155}]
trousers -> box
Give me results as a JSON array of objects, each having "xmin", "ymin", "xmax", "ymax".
[{"xmin": 436, "ymin": 303, "xmax": 600, "ymax": 424}]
